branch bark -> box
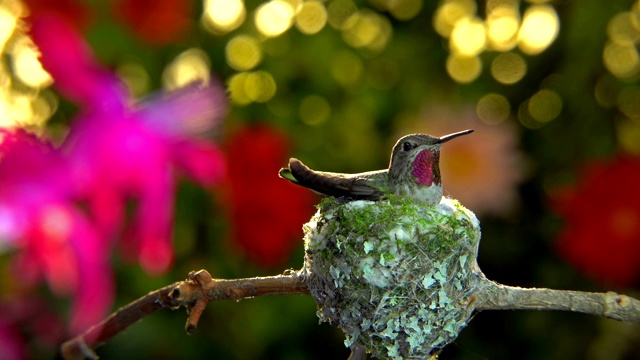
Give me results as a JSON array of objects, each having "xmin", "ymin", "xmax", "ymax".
[
  {"xmin": 60, "ymin": 269, "xmax": 309, "ymax": 360},
  {"xmin": 474, "ymin": 274, "xmax": 640, "ymax": 322}
]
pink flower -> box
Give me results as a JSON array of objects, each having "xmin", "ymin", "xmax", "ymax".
[
  {"xmin": 29, "ymin": 13, "xmax": 227, "ymax": 275},
  {"xmin": 0, "ymin": 12, "xmax": 228, "ymax": 335},
  {"xmin": 401, "ymin": 106, "xmax": 526, "ymax": 217},
  {"xmin": 65, "ymin": 93, "xmax": 226, "ymax": 274},
  {"xmin": 0, "ymin": 130, "xmax": 112, "ymax": 334},
  {"xmin": 551, "ymin": 154, "xmax": 640, "ymax": 287},
  {"xmin": 29, "ymin": 13, "xmax": 127, "ymax": 113}
]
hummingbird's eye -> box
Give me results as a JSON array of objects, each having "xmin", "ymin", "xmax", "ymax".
[{"xmin": 402, "ymin": 142, "xmax": 413, "ymax": 151}]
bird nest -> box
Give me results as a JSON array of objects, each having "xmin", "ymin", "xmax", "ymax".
[{"xmin": 302, "ymin": 196, "xmax": 482, "ymax": 359}]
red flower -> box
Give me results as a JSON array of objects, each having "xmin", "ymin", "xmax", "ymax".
[
  {"xmin": 113, "ymin": 0, "xmax": 193, "ymax": 45},
  {"xmin": 223, "ymin": 126, "xmax": 316, "ymax": 268},
  {"xmin": 552, "ymin": 154, "xmax": 640, "ymax": 287},
  {"xmin": 24, "ymin": 0, "xmax": 192, "ymax": 46},
  {"xmin": 23, "ymin": 0, "xmax": 92, "ymax": 31}
]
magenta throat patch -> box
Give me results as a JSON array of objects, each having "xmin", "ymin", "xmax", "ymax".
[{"xmin": 411, "ymin": 149, "xmax": 441, "ymax": 186}]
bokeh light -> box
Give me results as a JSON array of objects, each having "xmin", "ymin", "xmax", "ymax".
[
  {"xmin": 331, "ymin": 50, "xmax": 364, "ymax": 88},
  {"xmin": 433, "ymin": 0, "xmax": 560, "ymax": 84},
  {"xmin": 327, "ymin": 0, "xmax": 358, "ymax": 29},
  {"xmin": 486, "ymin": 2, "xmax": 519, "ymax": 51},
  {"xmin": 617, "ymin": 86, "xmax": 640, "ymax": 119},
  {"xmin": 342, "ymin": 9, "xmax": 392, "ymax": 53},
  {"xmin": 446, "ymin": 54, "xmax": 482, "ymax": 83},
  {"xmin": 517, "ymin": 5, "xmax": 559, "ymax": 55},
  {"xmin": 476, "ymin": 93, "xmax": 511, "ymax": 124},
  {"xmin": 603, "ymin": 7, "xmax": 640, "ymax": 81},
  {"xmin": 116, "ymin": 61, "xmax": 151, "ymax": 97},
  {"xmin": 295, "ymin": 1, "xmax": 327, "ymax": 34},
  {"xmin": 0, "ymin": 6, "xmax": 18, "ymax": 52},
  {"xmin": 387, "ymin": 0, "xmax": 423, "ymax": 21},
  {"xmin": 228, "ymin": 72, "xmax": 252, "ymax": 105},
  {"xmin": 616, "ymin": 118, "xmax": 640, "ymax": 155},
  {"xmin": 245, "ymin": 71, "xmax": 277, "ymax": 102},
  {"xmin": 299, "ymin": 95, "xmax": 331, "ymax": 126},
  {"xmin": 528, "ymin": 89, "xmax": 562, "ymax": 123},
  {"xmin": 450, "ymin": 16, "xmax": 486, "ymax": 56},
  {"xmin": 255, "ymin": 0, "xmax": 296, "ymax": 38},
  {"xmin": 30, "ymin": 93, "xmax": 58, "ymax": 128},
  {"xmin": 0, "ymin": 1, "xmax": 54, "ymax": 130},
  {"xmin": 226, "ymin": 35, "xmax": 263, "ymax": 71},
  {"xmin": 433, "ymin": 0, "xmax": 477, "ymax": 38},
  {"xmin": 607, "ymin": 12, "xmax": 640, "ymax": 46},
  {"xmin": 227, "ymin": 71, "xmax": 277, "ymax": 104},
  {"xmin": 12, "ymin": 38, "xmax": 53, "ymax": 88},
  {"xmin": 517, "ymin": 100, "xmax": 539, "ymax": 129},
  {"xmin": 0, "ymin": 92, "xmax": 25, "ymax": 128},
  {"xmin": 603, "ymin": 41, "xmax": 640, "ymax": 79},
  {"xmin": 491, "ymin": 52, "xmax": 527, "ymax": 84},
  {"xmin": 202, "ymin": 0, "xmax": 246, "ymax": 34},
  {"xmin": 162, "ymin": 48, "xmax": 211, "ymax": 89}
]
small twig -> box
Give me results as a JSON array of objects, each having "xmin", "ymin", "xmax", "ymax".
[
  {"xmin": 60, "ymin": 282, "xmax": 180, "ymax": 359},
  {"xmin": 474, "ymin": 274, "xmax": 640, "ymax": 322},
  {"xmin": 60, "ymin": 269, "xmax": 309, "ymax": 360}
]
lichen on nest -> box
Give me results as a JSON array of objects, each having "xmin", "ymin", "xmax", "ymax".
[{"xmin": 302, "ymin": 195, "xmax": 482, "ymax": 359}]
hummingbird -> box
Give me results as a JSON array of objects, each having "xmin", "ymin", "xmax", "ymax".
[{"xmin": 279, "ymin": 129, "xmax": 473, "ymax": 205}]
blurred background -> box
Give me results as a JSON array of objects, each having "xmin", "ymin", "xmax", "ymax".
[{"xmin": 1, "ymin": 0, "xmax": 640, "ymax": 359}]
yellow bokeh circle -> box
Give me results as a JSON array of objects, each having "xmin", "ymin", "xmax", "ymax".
[
  {"xmin": 226, "ymin": 35, "xmax": 263, "ymax": 71},
  {"xmin": 296, "ymin": 1, "xmax": 328, "ymax": 35},
  {"xmin": 446, "ymin": 55, "xmax": 482, "ymax": 83}
]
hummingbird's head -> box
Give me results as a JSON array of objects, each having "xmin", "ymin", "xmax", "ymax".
[{"xmin": 388, "ymin": 129, "xmax": 473, "ymax": 186}]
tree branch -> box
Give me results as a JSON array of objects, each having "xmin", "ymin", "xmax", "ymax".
[
  {"xmin": 59, "ymin": 268, "xmax": 640, "ymax": 360},
  {"xmin": 473, "ymin": 274, "xmax": 640, "ymax": 322},
  {"xmin": 60, "ymin": 269, "xmax": 309, "ymax": 360}
]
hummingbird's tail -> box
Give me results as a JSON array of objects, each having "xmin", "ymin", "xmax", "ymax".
[
  {"xmin": 278, "ymin": 158, "xmax": 384, "ymax": 201},
  {"xmin": 278, "ymin": 162, "xmax": 299, "ymax": 184}
]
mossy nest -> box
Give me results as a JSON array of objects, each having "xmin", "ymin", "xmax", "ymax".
[{"xmin": 302, "ymin": 196, "xmax": 482, "ymax": 359}]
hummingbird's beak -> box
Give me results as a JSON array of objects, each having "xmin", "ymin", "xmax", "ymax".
[{"xmin": 436, "ymin": 129, "xmax": 474, "ymax": 144}]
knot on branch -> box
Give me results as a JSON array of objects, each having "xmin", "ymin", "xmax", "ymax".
[
  {"xmin": 604, "ymin": 292, "xmax": 640, "ymax": 322},
  {"xmin": 167, "ymin": 270, "xmax": 218, "ymax": 334}
]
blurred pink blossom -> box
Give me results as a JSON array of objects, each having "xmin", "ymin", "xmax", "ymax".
[
  {"xmin": 0, "ymin": 129, "xmax": 112, "ymax": 334},
  {"xmin": 0, "ymin": 12, "xmax": 227, "ymax": 334},
  {"xmin": 29, "ymin": 13, "xmax": 127, "ymax": 113},
  {"xmin": 399, "ymin": 106, "xmax": 526, "ymax": 217},
  {"xmin": 30, "ymin": 12, "xmax": 227, "ymax": 274}
]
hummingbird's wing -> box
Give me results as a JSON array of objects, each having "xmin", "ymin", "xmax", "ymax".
[{"xmin": 279, "ymin": 158, "xmax": 385, "ymax": 201}]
